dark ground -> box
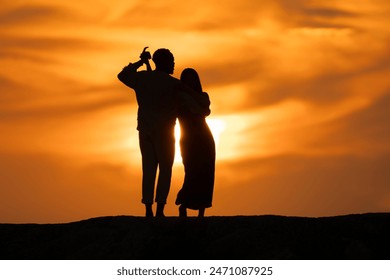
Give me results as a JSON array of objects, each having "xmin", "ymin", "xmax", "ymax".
[{"xmin": 0, "ymin": 213, "xmax": 389, "ymax": 260}]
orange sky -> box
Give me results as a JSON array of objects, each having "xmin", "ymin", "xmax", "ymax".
[{"xmin": 1, "ymin": 0, "xmax": 390, "ymax": 223}]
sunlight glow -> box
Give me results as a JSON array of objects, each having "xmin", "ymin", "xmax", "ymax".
[
  {"xmin": 173, "ymin": 118, "xmax": 226, "ymax": 164},
  {"xmin": 174, "ymin": 123, "xmax": 182, "ymax": 163},
  {"xmin": 206, "ymin": 118, "xmax": 226, "ymax": 146}
]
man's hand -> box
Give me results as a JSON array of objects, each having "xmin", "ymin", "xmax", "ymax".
[{"xmin": 140, "ymin": 47, "xmax": 151, "ymax": 63}]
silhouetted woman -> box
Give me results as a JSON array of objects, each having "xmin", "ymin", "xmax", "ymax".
[{"xmin": 175, "ymin": 68, "xmax": 216, "ymax": 217}]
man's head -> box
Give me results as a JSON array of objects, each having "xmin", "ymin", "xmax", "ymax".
[{"xmin": 152, "ymin": 48, "xmax": 175, "ymax": 74}]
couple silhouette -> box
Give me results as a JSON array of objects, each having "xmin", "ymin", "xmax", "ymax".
[{"xmin": 118, "ymin": 47, "xmax": 215, "ymax": 218}]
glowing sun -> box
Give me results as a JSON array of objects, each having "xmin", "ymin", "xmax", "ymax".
[{"xmin": 174, "ymin": 117, "xmax": 226, "ymax": 163}]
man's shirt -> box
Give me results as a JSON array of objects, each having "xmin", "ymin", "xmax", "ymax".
[{"xmin": 118, "ymin": 65, "xmax": 180, "ymax": 134}]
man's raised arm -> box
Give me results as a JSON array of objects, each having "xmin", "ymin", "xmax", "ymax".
[
  {"xmin": 117, "ymin": 47, "xmax": 151, "ymax": 87},
  {"xmin": 117, "ymin": 60, "xmax": 144, "ymax": 88}
]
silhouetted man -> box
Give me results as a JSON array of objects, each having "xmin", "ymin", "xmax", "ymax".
[{"xmin": 118, "ymin": 48, "xmax": 203, "ymax": 217}]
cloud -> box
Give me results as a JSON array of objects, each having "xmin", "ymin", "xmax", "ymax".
[
  {"xmin": 1, "ymin": 85, "xmax": 132, "ymax": 121},
  {"xmin": 317, "ymin": 93, "xmax": 390, "ymax": 155},
  {"xmin": 0, "ymin": 152, "xmax": 141, "ymax": 223},
  {"xmin": 211, "ymin": 154, "xmax": 390, "ymax": 217},
  {"xmin": 0, "ymin": 1, "xmax": 122, "ymax": 28},
  {"xmin": 0, "ymin": 4, "xmax": 71, "ymax": 26},
  {"xmin": 111, "ymin": 0, "xmax": 268, "ymax": 31},
  {"xmin": 1, "ymin": 36, "xmax": 108, "ymax": 57},
  {"xmin": 199, "ymin": 27, "xmax": 390, "ymax": 116},
  {"xmin": 272, "ymin": 1, "xmax": 360, "ymax": 29},
  {"xmin": 243, "ymin": 52, "xmax": 390, "ymax": 109}
]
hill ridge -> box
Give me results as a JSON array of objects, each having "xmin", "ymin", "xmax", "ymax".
[{"xmin": 1, "ymin": 213, "xmax": 389, "ymax": 259}]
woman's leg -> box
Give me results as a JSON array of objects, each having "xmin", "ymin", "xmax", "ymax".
[
  {"xmin": 179, "ymin": 205, "xmax": 187, "ymax": 217},
  {"xmin": 198, "ymin": 208, "xmax": 205, "ymax": 218}
]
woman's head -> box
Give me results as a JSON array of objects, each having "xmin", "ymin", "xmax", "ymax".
[{"xmin": 180, "ymin": 68, "xmax": 203, "ymax": 92}]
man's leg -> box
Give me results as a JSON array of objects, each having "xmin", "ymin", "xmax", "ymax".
[
  {"xmin": 154, "ymin": 126, "xmax": 175, "ymax": 215},
  {"xmin": 139, "ymin": 132, "xmax": 158, "ymax": 216}
]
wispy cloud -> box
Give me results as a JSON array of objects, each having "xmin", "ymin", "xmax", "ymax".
[{"xmin": 213, "ymin": 153, "xmax": 390, "ymax": 217}]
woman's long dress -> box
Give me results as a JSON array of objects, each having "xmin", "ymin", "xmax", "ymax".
[{"xmin": 175, "ymin": 92, "xmax": 216, "ymax": 210}]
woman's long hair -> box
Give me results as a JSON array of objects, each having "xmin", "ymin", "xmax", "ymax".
[{"xmin": 180, "ymin": 68, "xmax": 203, "ymax": 93}]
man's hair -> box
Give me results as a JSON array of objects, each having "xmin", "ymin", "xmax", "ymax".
[{"xmin": 152, "ymin": 48, "xmax": 174, "ymax": 69}]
